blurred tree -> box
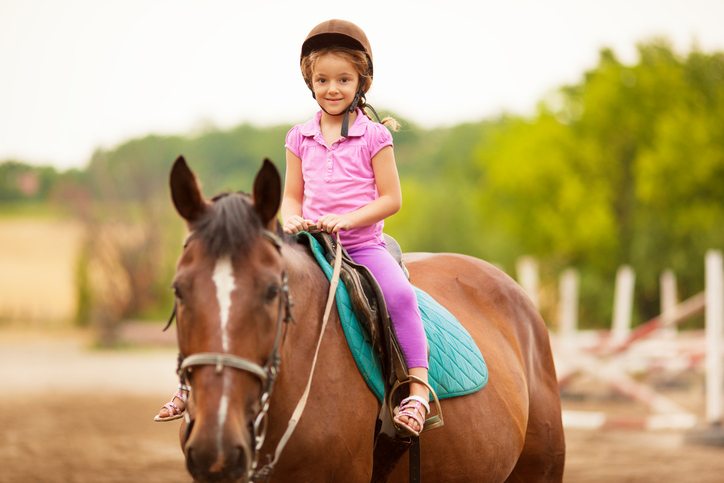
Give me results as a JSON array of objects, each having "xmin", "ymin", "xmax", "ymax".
[
  {"xmin": 0, "ymin": 161, "xmax": 58, "ymax": 201},
  {"xmin": 470, "ymin": 40, "xmax": 724, "ymax": 326}
]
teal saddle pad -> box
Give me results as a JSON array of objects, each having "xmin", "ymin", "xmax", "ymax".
[{"xmin": 300, "ymin": 232, "xmax": 488, "ymax": 401}]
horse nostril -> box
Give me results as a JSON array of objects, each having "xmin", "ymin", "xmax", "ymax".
[
  {"xmin": 237, "ymin": 445, "xmax": 250, "ymax": 471},
  {"xmin": 185, "ymin": 447, "xmax": 196, "ymax": 474},
  {"xmin": 224, "ymin": 445, "xmax": 245, "ymax": 476}
]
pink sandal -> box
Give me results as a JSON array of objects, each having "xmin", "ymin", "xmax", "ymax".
[
  {"xmin": 393, "ymin": 395, "xmax": 430, "ymax": 437},
  {"xmin": 153, "ymin": 384, "xmax": 191, "ymax": 422}
]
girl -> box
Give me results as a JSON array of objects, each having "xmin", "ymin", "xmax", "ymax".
[
  {"xmin": 281, "ymin": 19, "xmax": 430, "ymax": 437},
  {"xmin": 154, "ymin": 19, "xmax": 430, "ymax": 436}
]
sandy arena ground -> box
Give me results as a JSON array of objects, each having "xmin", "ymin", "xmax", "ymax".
[{"xmin": 2, "ymin": 327, "xmax": 724, "ymax": 483}]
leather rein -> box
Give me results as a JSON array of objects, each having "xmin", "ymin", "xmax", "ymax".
[{"xmin": 165, "ymin": 229, "xmax": 342, "ymax": 482}]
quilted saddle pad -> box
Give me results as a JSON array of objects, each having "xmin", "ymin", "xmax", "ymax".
[{"xmin": 302, "ymin": 233, "xmax": 488, "ymax": 401}]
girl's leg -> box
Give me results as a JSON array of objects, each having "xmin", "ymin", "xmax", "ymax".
[
  {"xmin": 154, "ymin": 354, "xmax": 190, "ymax": 422},
  {"xmin": 347, "ymin": 244, "xmax": 429, "ymax": 433}
]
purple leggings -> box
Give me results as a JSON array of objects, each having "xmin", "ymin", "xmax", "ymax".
[{"xmin": 346, "ymin": 243, "xmax": 428, "ymax": 369}]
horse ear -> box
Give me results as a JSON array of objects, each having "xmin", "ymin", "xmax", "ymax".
[
  {"xmin": 253, "ymin": 158, "xmax": 282, "ymax": 228},
  {"xmin": 170, "ymin": 156, "xmax": 208, "ymax": 223}
]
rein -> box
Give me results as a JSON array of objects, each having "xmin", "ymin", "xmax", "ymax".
[
  {"xmin": 170, "ymin": 228, "xmax": 342, "ymax": 482},
  {"xmin": 252, "ymin": 233, "xmax": 342, "ymax": 480}
]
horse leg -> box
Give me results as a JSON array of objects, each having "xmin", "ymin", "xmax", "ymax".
[
  {"xmin": 506, "ymin": 370, "xmax": 566, "ymax": 481},
  {"xmin": 505, "ymin": 401, "xmax": 565, "ymax": 481}
]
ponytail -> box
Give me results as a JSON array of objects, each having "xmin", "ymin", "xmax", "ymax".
[{"xmin": 358, "ymin": 96, "xmax": 400, "ymax": 132}]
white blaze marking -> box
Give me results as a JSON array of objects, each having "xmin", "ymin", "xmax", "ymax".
[
  {"xmin": 212, "ymin": 257, "xmax": 234, "ymax": 467},
  {"xmin": 212, "ymin": 256, "xmax": 236, "ymax": 352},
  {"xmin": 216, "ymin": 388, "xmax": 230, "ymax": 461}
]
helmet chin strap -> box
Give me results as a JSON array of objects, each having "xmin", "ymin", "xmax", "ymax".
[
  {"xmin": 340, "ymin": 89, "xmax": 363, "ymax": 137},
  {"xmin": 313, "ymin": 87, "xmax": 363, "ymax": 137}
]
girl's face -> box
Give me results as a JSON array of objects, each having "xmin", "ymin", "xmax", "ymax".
[{"xmin": 311, "ymin": 53, "xmax": 360, "ymax": 116}]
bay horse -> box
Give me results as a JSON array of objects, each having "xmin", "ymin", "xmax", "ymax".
[{"xmin": 168, "ymin": 156, "xmax": 565, "ymax": 482}]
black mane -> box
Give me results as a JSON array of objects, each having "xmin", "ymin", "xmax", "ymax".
[{"xmin": 193, "ymin": 192, "xmax": 262, "ymax": 259}]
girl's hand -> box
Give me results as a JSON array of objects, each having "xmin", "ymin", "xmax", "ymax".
[
  {"xmin": 317, "ymin": 213, "xmax": 355, "ymax": 233},
  {"xmin": 283, "ymin": 215, "xmax": 314, "ymax": 234}
]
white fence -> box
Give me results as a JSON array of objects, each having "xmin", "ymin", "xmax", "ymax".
[{"xmin": 517, "ymin": 250, "xmax": 724, "ymax": 430}]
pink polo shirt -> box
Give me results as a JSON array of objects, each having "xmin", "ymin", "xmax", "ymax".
[{"xmin": 285, "ymin": 109, "xmax": 394, "ymax": 249}]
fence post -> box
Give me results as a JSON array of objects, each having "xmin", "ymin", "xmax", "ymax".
[
  {"xmin": 660, "ymin": 269, "xmax": 678, "ymax": 337},
  {"xmin": 516, "ymin": 256, "xmax": 539, "ymax": 310},
  {"xmin": 558, "ymin": 268, "xmax": 579, "ymax": 348},
  {"xmin": 611, "ymin": 265, "xmax": 635, "ymax": 345},
  {"xmin": 705, "ymin": 250, "xmax": 723, "ymax": 426}
]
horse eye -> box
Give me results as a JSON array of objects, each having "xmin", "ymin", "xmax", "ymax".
[{"xmin": 265, "ymin": 284, "xmax": 280, "ymax": 302}]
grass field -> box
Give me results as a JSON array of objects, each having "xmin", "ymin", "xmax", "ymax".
[{"xmin": 0, "ymin": 218, "xmax": 83, "ymax": 324}]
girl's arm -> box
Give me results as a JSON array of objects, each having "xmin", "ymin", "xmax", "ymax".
[
  {"xmin": 281, "ymin": 149, "xmax": 313, "ymax": 233},
  {"xmin": 318, "ymin": 145, "xmax": 402, "ymax": 233}
]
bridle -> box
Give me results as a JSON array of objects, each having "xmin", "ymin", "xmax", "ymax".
[{"xmin": 165, "ymin": 228, "xmax": 342, "ymax": 482}]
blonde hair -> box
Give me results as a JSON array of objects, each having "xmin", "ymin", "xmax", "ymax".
[{"xmin": 301, "ymin": 47, "xmax": 400, "ymax": 132}]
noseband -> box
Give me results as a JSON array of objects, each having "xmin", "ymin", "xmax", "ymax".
[{"xmin": 172, "ymin": 229, "xmax": 293, "ymax": 481}]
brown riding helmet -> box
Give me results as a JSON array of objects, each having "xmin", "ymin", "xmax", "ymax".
[{"xmin": 300, "ymin": 19, "xmax": 373, "ymax": 91}]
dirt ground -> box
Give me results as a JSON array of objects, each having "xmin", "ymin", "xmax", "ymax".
[{"xmin": 2, "ymin": 327, "xmax": 724, "ymax": 483}]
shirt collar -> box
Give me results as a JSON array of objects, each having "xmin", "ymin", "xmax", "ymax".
[{"xmin": 298, "ymin": 109, "xmax": 370, "ymax": 138}]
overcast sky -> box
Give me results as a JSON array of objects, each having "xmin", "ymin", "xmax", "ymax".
[{"xmin": 2, "ymin": 0, "xmax": 724, "ymax": 169}]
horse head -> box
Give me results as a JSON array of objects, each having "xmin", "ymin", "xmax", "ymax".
[{"xmin": 169, "ymin": 156, "xmax": 288, "ymax": 482}]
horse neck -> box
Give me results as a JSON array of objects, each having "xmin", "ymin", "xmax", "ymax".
[
  {"xmin": 260, "ymin": 242, "xmax": 379, "ymax": 476},
  {"xmin": 282, "ymin": 242, "xmax": 334, "ymax": 351},
  {"xmin": 273, "ymin": 243, "xmax": 345, "ymax": 399}
]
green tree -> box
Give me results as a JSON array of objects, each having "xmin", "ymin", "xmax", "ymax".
[{"xmin": 470, "ymin": 40, "xmax": 724, "ymax": 326}]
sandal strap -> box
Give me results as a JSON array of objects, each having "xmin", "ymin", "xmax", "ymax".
[
  {"xmin": 396, "ymin": 407, "xmax": 425, "ymax": 429},
  {"xmin": 174, "ymin": 385, "xmax": 190, "ymax": 403},
  {"xmin": 400, "ymin": 395, "xmax": 430, "ymax": 414},
  {"xmin": 395, "ymin": 396, "xmax": 430, "ymax": 431},
  {"xmin": 163, "ymin": 401, "xmax": 180, "ymax": 413}
]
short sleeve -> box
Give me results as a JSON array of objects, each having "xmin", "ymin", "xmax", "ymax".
[
  {"xmin": 285, "ymin": 125, "xmax": 303, "ymax": 158},
  {"xmin": 368, "ymin": 123, "xmax": 393, "ymax": 158}
]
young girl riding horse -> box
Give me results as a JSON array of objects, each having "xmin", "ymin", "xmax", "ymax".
[
  {"xmin": 156, "ymin": 18, "xmax": 431, "ymax": 437},
  {"xmin": 281, "ymin": 19, "xmax": 430, "ymax": 436}
]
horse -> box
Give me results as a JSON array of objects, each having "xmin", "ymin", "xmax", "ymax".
[{"xmin": 168, "ymin": 156, "xmax": 565, "ymax": 482}]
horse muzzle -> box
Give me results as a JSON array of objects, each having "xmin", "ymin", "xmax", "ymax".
[{"xmin": 183, "ymin": 413, "xmax": 253, "ymax": 483}]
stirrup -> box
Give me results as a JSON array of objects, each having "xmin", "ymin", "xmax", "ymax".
[
  {"xmin": 154, "ymin": 383, "xmax": 191, "ymax": 422},
  {"xmin": 387, "ymin": 375, "xmax": 444, "ymax": 435}
]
